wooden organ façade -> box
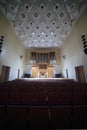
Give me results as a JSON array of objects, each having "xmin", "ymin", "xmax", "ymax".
[{"xmin": 30, "ymin": 52, "xmax": 56, "ymax": 78}]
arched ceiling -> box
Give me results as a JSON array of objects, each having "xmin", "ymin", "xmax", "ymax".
[{"xmin": 0, "ymin": 0, "xmax": 87, "ymax": 48}]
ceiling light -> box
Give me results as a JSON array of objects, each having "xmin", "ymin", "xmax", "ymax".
[
  {"xmin": 34, "ymin": 39, "xmax": 37, "ymax": 42},
  {"xmin": 34, "ymin": 12, "xmax": 38, "ymax": 18},
  {"xmin": 41, "ymin": 32, "xmax": 44, "ymax": 35},
  {"xmin": 32, "ymin": 32, "xmax": 35, "ymax": 35},
  {"xmin": 51, "ymin": 32, "xmax": 54, "ymax": 35}
]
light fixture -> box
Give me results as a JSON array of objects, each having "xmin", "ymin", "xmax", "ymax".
[
  {"xmin": 81, "ymin": 35, "xmax": 87, "ymax": 55},
  {"xmin": 0, "ymin": 35, "xmax": 4, "ymax": 54},
  {"xmin": 63, "ymin": 55, "xmax": 66, "ymax": 60},
  {"xmin": 20, "ymin": 55, "xmax": 23, "ymax": 59}
]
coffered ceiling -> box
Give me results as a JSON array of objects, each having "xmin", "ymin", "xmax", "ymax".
[{"xmin": 0, "ymin": 0, "xmax": 87, "ymax": 48}]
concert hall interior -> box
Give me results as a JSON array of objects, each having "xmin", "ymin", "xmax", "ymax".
[{"xmin": 0, "ymin": 0, "xmax": 87, "ymax": 129}]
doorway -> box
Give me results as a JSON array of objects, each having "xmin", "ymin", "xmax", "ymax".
[
  {"xmin": 0, "ymin": 65, "xmax": 10, "ymax": 82},
  {"xmin": 75, "ymin": 65, "xmax": 86, "ymax": 83},
  {"xmin": 66, "ymin": 69, "xmax": 68, "ymax": 79}
]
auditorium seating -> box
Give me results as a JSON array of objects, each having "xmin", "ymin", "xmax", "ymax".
[
  {"xmin": 7, "ymin": 106, "xmax": 27, "ymax": 130},
  {"xmin": 9, "ymin": 92, "xmax": 21, "ymax": 105},
  {"xmin": 72, "ymin": 105, "xmax": 87, "ymax": 129},
  {"xmin": 0, "ymin": 92, "xmax": 8, "ymax": 105},
  {"xmin": 0, "ymin": 79, "xmax": 87, "ymax": 129},
  {"xmin": 28, "ymin": 106, "xmax": 49, "ymax": 129},
  {"xmin": 0, "ymin": 105, "xmax": 7, "ymax": 129},
  {"xmin": 50, "ymin": 106, "xmax": 72, "ymax": 129}
]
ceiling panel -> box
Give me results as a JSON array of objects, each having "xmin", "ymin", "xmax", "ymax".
[{"xmin": 0, "ymin": 0, "xmax": 87, "ymax": 48}]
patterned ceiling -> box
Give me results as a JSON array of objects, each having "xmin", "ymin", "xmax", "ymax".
[{"xmin": 0, "ymin": 0, "xmax": 87, "ymax": 48}]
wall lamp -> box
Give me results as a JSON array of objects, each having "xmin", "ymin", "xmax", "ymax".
[
  {"xmin": 81, "ymin": 35, "xmax": 87, "ymax": 55},
  {"xmin": 0, "ymin": 35, "xmax": 4, "ymax": 54}
]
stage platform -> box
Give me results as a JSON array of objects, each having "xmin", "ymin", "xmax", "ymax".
[{"xmin": 19, "ymin": 78, "xmax": 75, "ymax": 82}]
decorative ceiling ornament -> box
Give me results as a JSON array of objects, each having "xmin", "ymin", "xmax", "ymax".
[{"xmin": 0, "ymin": 0, "xmax": 87, "ymax": 48}]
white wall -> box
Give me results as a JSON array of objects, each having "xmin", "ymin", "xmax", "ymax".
[
  {"xmin": 0, "ymin": 11, "xmax": 26, "ymax": 81},
  {"xmin": 61, "ymin": 8, "xmax": 87, "ymax": 81}
]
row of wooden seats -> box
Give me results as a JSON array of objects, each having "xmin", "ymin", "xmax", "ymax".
[
  {"xmin": 0, "ymin": 79, "xmax": 86, "ymax": 90},
  {"xmin": 0, "ymin": 85, "xmax": 73, "ymax": 93},
  {"xmin": 0, "ymin": 90, "xmax": 87, "ymax": 106},
  {"xmin": 0, "ymin": 91, "xmax": 72, "ymax": 105},
  {"xmin": 0, "ymin": 80, "xmax": 87, "ymax": 94},
  {"xmin": 0, "ymin": 82, "xmax": 87, "ymax": 105},
  {"xmin": 0, "ymin": 80, "xmax": 73, "ymax": 106},
  {"xmin": 0, "ymin": 105, "xmax": 87, "ymax": 129}
]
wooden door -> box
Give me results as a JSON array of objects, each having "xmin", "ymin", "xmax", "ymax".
[
  {"xmin": 32, "ymin": 66, "xmax": 38, "ymax": 78},
  {"xmin": 75, "ymin": 65, "xmax": 86, "ymax": 83},
  {"xmin": 17, "ymin": 69, "xmax": 20, "ymax": 79},
  {"xmin": 66, "ymin": 69, "xmax": 68, "ymax": 78},
  {"xmin": 0, "ymin": 65, "xmax": 10, "ymax": 82},
  {"xmin": 48, "ymin": 67, "xmax": 54, "ymax": 78}
]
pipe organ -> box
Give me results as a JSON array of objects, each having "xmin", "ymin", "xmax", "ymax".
[
  {"xmin": 26, "ymin": 52, "xmax": 59, "ymax": 78},
  {"xmin": 26, "ymin": 52, "xmax": 61, "ymax": 78},
  {"xmin": 30, "ymin": 52, "xmax": 56, "ymax": 64}
]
